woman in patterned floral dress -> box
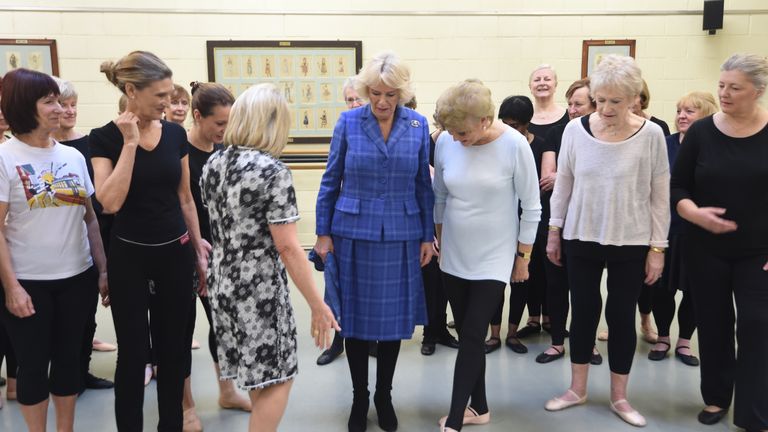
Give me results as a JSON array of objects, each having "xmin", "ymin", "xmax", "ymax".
[{"xmin": 200, "ymin": 83, "xmax": 338, "ymax": 432}]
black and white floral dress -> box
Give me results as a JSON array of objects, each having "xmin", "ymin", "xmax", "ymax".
[{"xmin": 200, "ymin": 146, "xmax": 300, "ymax": 389}]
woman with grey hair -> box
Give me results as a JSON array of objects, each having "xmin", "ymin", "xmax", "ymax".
[
  {"xmin": 671, "ymin": 53, "xmax": 768, "ymax": 431},
  {"xmin": 315, "ymin": 52, "xmax": 434, "ymax": 432},
  {"xmin": 545, "ymin": 54, "xmax": 669, "ymax": 427}
]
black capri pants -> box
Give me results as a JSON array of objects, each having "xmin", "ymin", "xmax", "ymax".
[
  {"xmin": 0, "ymin": 266, "xmax": 96, "ymax": 405},
  {"xmin": 109, "ymin": 236, "xmax": 194, "ymax": 432},
  {"xmin": 565, "ymin": 240, "xmax": 646, "ymax": 374}
]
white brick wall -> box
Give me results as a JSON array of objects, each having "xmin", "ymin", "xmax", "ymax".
[{"xmin": 1, "ymin": 1, "xmax": 766, "ymax": 245}]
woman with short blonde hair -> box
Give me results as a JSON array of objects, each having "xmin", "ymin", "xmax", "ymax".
[
  {"xmin": 202, "ymin": 83, "xmax": 337, "ymax": 432},
  {"xmin": 434, "ymin": 79, "xmax": 541, "ymax": 432},
  {"xmin": 315, "ymin": 52, "xmax": 434, "ymax": 432}
]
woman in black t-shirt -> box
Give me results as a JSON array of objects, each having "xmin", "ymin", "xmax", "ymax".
[{"xmin": 90, "ymin": 51, "xmax": 210, "ymax": 432}]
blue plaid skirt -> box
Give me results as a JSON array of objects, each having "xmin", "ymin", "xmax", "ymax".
[{"xmin": 332, "ymin": 236, "xmax": 427, "ymax": 340}]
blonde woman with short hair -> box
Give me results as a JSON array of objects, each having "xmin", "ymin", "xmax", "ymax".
[
  {"xmin": 201, "ymin": 83, "xmax": 337, "ymax": 432},
  {"xmin": 314, "ymin": 52, "xmax": 434, "ymax": 432}
]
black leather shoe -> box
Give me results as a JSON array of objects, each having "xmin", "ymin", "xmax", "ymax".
[
  {"xmin": 505, "ymin": 337, "xmax": 528, "ymax": 354},
  {"xmin": 536, "ymin": 346, "xmax": 564, "ymax": 363},
  {"xmin": 697, "ymin": 408, "xmax": 728, "ymax": 425},
  {"xmin": 0, "ymin": 376, "xmax": 6, "ymax": 386},
  {"xmin": 85, "ymin": 373, "xmax": 114, "ymax": 389},
  {"xmin": 648, "ymin": 341, "xmax": 671, "ymax": 361},
  {"xmin": 317, "ymin": 346, "xmax": 343, "ymax": 366},
  {"xmin": 349, "ymin": 395, "xmax": 369, "ymax": 432},
  {"xmin": 675, "ymin": 346, "xmax": 700, "ymax": 367},
  {"xmin": 515, "ymin": 322, "xmax": 542, "ymax": 339},
  {"xmin": 590, "ymin": 351, "xmax": 603, "ymax": 365},
  {"xmin": 436, "ymin": 333, "xmax": 459, "ymax": 349},
  {"xmin": 484, "ymin": 337, "xmax": 501, "ymax": 354},
  {"xmin": 421, "ymin": 342, "xmax": 436, "ymax": 356}
]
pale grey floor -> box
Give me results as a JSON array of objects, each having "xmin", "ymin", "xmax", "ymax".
[{"xmin": 0, "ymin": 272, "xmax": 741, "ymax": 431}]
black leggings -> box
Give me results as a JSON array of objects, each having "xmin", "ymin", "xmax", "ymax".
[
  {"xmin": 490, "ymin": 229, "xmax": 548, "ymax": 327},
  {"xmin": 565, "ymin": 241, "xmax": 646, "ymax": 375},
  {"xmin": 686, "ymin": 247, "xmax": 768, "ymax": 431},
  {"xmin": 422, "ymin": 256, "xmax": 450, "ymax": 341},
  {"xmin": 345, "ymin": 338, "xmax": 400, "ymax": 397},
  {"xmin": 652, "ymin": 287, "xmax": 695, "ymax": 339},
  {"xmin": 443, "ymin": 273, "xmax": 505, "ymax": 431},
  {"xmin": 109, "ymin": 236, "xmax": 194, "ymax": 432},
  {"xmin": 0, "ymin": 320, "xmax": 18, "ymax": 379},
  {"xmin": 544, "ymin": 241, "xmax": 570, "ymax": 346},
  {"xmin": 0, "ymin": 267, "xmax": 96, "ymax": 405}
]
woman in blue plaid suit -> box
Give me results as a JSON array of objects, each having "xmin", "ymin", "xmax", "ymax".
[{"xmin": 315, "ymin": 52, "xmax": 435, "ymax": 432}]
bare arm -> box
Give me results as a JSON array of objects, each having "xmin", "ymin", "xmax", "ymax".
[
  {"xmin": 177, "ymin": 155, "xmax": 211, "ymax": 296},
  {"xmin": 270, "ymin": 222, "xmax": 340, "ymax": 348},
  {"xmin": 92, "ymin": 113, "xmax": 140, "ymax": 214},
  {"xmin": 0, "ymin": 202, "xmax": 34, "ymax": 317},
  {"xmin": 539, "ymin": 150, "xmax": 557, "ymax": 191},
  {"xmin": 84, "ymin": 198, "xmax": 109, "ymax": 306}
]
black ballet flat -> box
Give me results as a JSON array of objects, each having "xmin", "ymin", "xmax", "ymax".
[
  {"xmin": 697, "ymin": 408, "xmax": 728, "ymax": 425},
  {"xmin": 484, "ymin": 337, "xmax": 501, "ymax": 354},
  {"xmin": 675, "ymin": 346, "xmax": 700, "ymax": 367},
  {"xmin": 535, "ymin": 346, "xmax": 564, "ymax": 363},
  {"xmin": 515, "ymin": 322, "xmax": 542, "ymax": 338},
  {"xmin": 648, "ymin": 341, "xmax": 671, "ymax": 361},
  {"xmin": 505, "ymin": 337, "xmax": 528, "ymax": 354}
]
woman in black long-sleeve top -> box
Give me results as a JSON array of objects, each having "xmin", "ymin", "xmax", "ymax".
[{"xmin": 670, "ymin": 53, "xmax": 768, "ymax": 432}]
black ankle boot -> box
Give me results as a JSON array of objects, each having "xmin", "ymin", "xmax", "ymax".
[
  {"xmin": 373, "ymin": 391, "xmax": 398, "ymax": 431},
  {"xmin": 348, "ymin": 392, "xmax": 369, "ymax": 432}
]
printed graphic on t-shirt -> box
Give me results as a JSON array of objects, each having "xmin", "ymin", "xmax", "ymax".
[{"xmin": 15, "ymin": 162, "xmax": 87, "ymax": 208}]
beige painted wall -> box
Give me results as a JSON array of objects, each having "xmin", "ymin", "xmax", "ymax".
[{"xmin": 2, "ymin": 1, "xmax": 766, "ymax": 245}]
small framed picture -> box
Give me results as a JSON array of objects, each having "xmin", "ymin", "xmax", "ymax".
[
  {"xmin": 581, "ymin": 39, "xmax": 636, "ymax": 78},
  {"xmin": 0, "ymin": 39, "xmax": 59, "ymax": 76}
]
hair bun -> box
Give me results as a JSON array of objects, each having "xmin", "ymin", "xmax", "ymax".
[
  {"xmin": 100, "ymin": 61, "xmax": 118, "ymax": 85},
  {"xmin": 190, "ymin": 81, "xmax": 202, "ymax": 95}
]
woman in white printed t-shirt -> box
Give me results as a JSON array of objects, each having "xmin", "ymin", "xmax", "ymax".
[{"xmin": 0, "ymin": 68, "xmax": 107, "ymax": 432}]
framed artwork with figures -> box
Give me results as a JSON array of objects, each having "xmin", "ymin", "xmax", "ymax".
[
  {"xmin": 0, "ymin": 39, "xmax": 59, "ymax": 76},
  {"xmin": 581, "ymin": 39, "xmax": 636, "ymax": 78},
  {"xmin": 207, "ymin": 40, "xmax": 362, "ymax": 145}
]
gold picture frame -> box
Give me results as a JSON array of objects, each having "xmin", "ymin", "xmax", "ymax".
[
  {"xmin": 0, "ymin": 39, "xmax": 59, "ymax": 76},
  {"xmin": 581, "ymin": 39, "xmax": 636, "ymax": 78},
  {"xmin": 207, "ymin": 40, "xmax": 362, "ymax": 145}
]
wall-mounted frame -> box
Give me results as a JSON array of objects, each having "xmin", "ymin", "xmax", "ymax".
[
  {"xmin": 581, "ymin": 39, "xmax": 636, "ymax": 78},
  {"xmin": 0, "ymin": 39, "xmax": 59, "ymax": 77},
  {"xmin": 207, "ymin": 40, "xmax": 362, "ymax": 145}
]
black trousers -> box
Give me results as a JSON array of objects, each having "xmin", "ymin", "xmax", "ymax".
[
  {"xmin": 0, "ymin": 319, "xmax": 17, "ymax": 379},
  {"xmin": 565, "ymin": 241, "xmax": 646, "ymax": 374},
  {"xmin": 686, "ymin": 245, "xmax": 768, "ymax": 431},
  {"xmin": 490, "ymin": 228, "xmax": 548, "ymax": 328},
  {"xmin": 109, "ymin": 236, "xmax": 194, "ymax": 432},
  {"xmin": 544, "ymin": 239, "xmax": 570, "ymax": 346},
  {"xmin": 652, "ymin": 287, "xmax": 695, "ymax": 339},
  {"xmin": 443, "ymin": 273, "xmax": 505, "ymax": 431},
  {"xmin": 0, "ymin": 267, "xmax": 96, "ymax": 405},
  {"xmin": 422, "ymin": 256, "xmax": 450, "ymax": 341}
]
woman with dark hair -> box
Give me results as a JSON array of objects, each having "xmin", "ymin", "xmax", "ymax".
[
  {"xmin": 484, "ymin": 95, "xmax": 553, "ymax": 355},
  {"xmin": 0, "ymin": 68, "xmax": 107, "ymax": 431},
  {"xmin": 91, "ymin": 51, "xmax": 210, "ymax": 431},
  {"xmin": 181, "ymin": 81, "xmax": 251, "ymax": 428},
  {"xmin": 537, "ymin": 79, "xmax": 603, "ymax": 365}
]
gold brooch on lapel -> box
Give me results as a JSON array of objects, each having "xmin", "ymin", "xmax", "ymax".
[{"xmin": 410, "ymin": 120, "xmax": 420, "ymax": 127}]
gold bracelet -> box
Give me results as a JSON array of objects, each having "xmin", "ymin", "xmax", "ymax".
[
  {"xmin": 548, "ymin": 225, "xmax": 561, "ymax": 232},
  {"xmin": 650, "ymin": 246, "xmax": 665, "ymax": 254},
  {"xmin": 517, "ymin": 251, "xmax": 532, "ymax": 260}
]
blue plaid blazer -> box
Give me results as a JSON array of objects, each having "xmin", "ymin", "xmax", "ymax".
[{"xmin": 316, "ymin": 105, "xmax": 434, "ymax": 242}]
